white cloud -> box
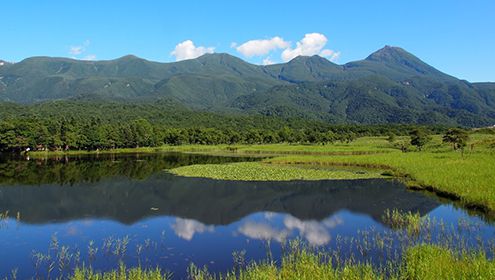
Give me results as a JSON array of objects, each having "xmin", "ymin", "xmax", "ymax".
[
  {"xmin": 172, "ymin": 218, "xmax": 214, "ymax": 240},
  {"xmin": 69, "ymin": 46, "xmax": 84, "ymax": 55},
  {"xmin": 320, "ymin": 49, "xmax": 341, "ymax": 62},
  {"xmin": 234, "ymin": 33, "xmax": 340, "ymax": 64},
  {"xmin": 236, "ymin": 36, "xmax": 290, "ymax": 57},
  {"xmin": 281, "ymin": 33, "xmax": 339, "ymax": 62},
  {"xmin": 69, "ymin": 40, "xmax": 93, "ymax": 59},
  {"xmin": 171, "ymin": 40, "xmax": 215, "ymax": 61},
  {"xmin": 262, "ymin": 57, "xmax": 275, "ymax": 65}
]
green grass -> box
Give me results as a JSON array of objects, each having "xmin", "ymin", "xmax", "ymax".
[
  {"xmin": 68, "ymin": 244, "xmax": 495, "ymax": 280},
  {"xmin": 168, "ymin": 162, "xmax": 385, "ymax": 181},
  {"xmin": 266, "ymin": 149, "xmax": 495, "ymax": 212},
  {"xmin": 400, "ymin": 244, "xmax": 495, "ymax": 280},
  {"xmin": 71, "ymin": 263, "xmax": 171, "ymax": 280},
  {"xmin": 188, "ymin": 248, "xmax": 378, "ymax": 280},
  {"xmin": 28, "ymin": 137, "xmax": 394, "ymax": 158},
  {"xmin": 382, "ymin": 209, "xmax": 422, "ymax": 236},
  {"xmin": 160, "ymin": 137, "xmax": 395, "ymax": 155}
]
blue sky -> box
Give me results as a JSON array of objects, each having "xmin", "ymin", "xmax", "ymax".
[{"xmin": 1, "ymin": 0, "xmax": 494, "ymax": 82}]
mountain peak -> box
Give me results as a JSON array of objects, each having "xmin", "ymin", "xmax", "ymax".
[
  {"xmin": 196, "ymin": 52, "xmax": 244, "ymax": 62},
  {"xmin": 288, "ymin": 55, "xmax": 339, "ymax": 66},
  {"xmin": 362, "ymin": 45, "xmax": 448, "ymax": 78},
  {"xmin": 366, "ymin": 45, "xmax": 413, "ymax": 62},
  {"xmin": 117, "ymin": 54, "xmax": 142, "ymax": 61},
  {"xmin": 290, "ymin": 54, "xmax": 322, "ymax": 62},
  {"xmin": 195, "ymin": 52, "xmax": 258, "ymax": 68},
  {"xmin": 264, "ymin": 54, "xmax": 342, "ymax": 83}
]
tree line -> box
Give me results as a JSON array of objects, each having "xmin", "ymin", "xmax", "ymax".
[
  {"xmin": 0, "ymin": 116, "xmax": 449, "ymax": 152},
  {"xmin": 387, "ymin": 127, "xmax": 471, "ymax": 154}
]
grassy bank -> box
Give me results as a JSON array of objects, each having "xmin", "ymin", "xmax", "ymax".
[
  {"xmin": 266, "ymin": 149, "xmax": 495, "ymax": 212},
  {"xmin": 27, "ymin": 147, "xmax": 167, "ymax": 157},
  {"xmin": 68, "ymin": 244, "xmax": 494, "ymax": 280},
  {"xmin": 71, "ymin": 265, "xmax": 170, "ymax": 280},
  {"xmin": 188, "ymin": 244, "xmax": 495, "ymax": 280},
  {"xmin": 27, "ymin": 137, "xmax": 394, "ymax": 158}
]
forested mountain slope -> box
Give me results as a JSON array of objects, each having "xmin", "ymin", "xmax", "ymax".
[{"xmin": 1, "ymin": 46, "xmax": 494, "ymax": 126}]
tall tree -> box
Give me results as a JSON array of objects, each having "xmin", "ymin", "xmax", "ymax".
[
  {"xmin": 409, "ymin": 128, "xmax": 431, "ymax": 151},
  {"xmin": 443, "ymin": 128, "xmax": 469, "ymax": 157}
]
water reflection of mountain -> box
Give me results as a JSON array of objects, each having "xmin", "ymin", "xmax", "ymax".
[
  {"xmin": 0, "ymin": 153, "xmax": 256, "ymax": 185},
  {"xmin": 0, "ymin": 172, "xmax": 439, "ymax": 226}
]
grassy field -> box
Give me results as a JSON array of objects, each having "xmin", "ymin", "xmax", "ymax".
[{"xmin": 266, "ymin": 150, "xmax": 495, "ymax": 210}]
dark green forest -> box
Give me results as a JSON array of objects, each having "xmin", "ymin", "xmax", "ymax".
[{"xmin": 0, "ymin": 100, "xmax": 448, "ymax": 152}]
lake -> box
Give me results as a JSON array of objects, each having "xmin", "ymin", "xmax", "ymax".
[{"xmin": 0, "ymin": 153, "xmax": 493, "ymax": 279}]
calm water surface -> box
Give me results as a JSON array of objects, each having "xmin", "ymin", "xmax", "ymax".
[{"xmin": 0, "ymin": 153, "xmax": 493, "ymax": 279}]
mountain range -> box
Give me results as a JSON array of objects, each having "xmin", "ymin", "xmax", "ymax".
[{"xmin": 1, "ymin": 46, "xmax": 494, "ymax": 126}]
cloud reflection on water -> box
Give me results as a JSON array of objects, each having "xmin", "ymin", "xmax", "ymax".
[
  {"xmin": 238, "ymin": 213, "xmax": 343, "ymax": 246},
  {"xmin": 172, "ymin": 218, "xmax": 214, "ymax": 240},
  {"xmin": 238, "ymin": 221, "xmax": 289, "ymax": 242},
  {"xmin": 171, "ymin": 213, "xmax": 343, "ymax": 245}
]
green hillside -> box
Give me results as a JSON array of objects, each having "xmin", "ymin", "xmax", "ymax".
[{"xmin": 1, "ymin": 46, "xmax": 494, "ymax": 126}]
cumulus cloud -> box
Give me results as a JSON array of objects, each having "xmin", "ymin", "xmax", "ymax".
[
  {"xmin": 172, "ymin": 218, "xmax": 214, "ymax": 240},
  {"xmin": 235, "ymin": 33, "xmax": 340, "ymax": 65},
  {"xmin": 171, "ymin": 40, "xmax": 215, "ymax": 61},
  {"xmin": 236, "ymin": 36, "xmax": 290, "ymax": 57},
  {"xmin": 281, "ymin": 33, "xmax": 339, "ymax": 62}
]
